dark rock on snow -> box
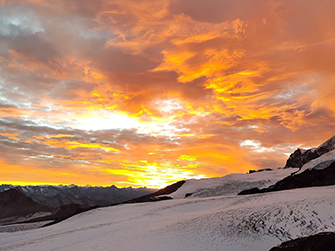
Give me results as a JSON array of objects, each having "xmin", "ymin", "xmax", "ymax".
[
  {"xmin": 126, "ymin": 180, "xmax": 185, "ymax": 203},
  {"xmin": 248, "ymin": 168, "xmax": 272, "ymax": 174},
  {"xmin": 269, "ymin": 232, "xmax": 335, "ymax": 251},
  {"xmin": 149, "ymin": 196, "xmax": 173, "ymax": 202}
]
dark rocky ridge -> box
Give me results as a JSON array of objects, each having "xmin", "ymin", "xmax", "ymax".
[
  {"xmin": 239, "ymin": 160, "xmax": 335, "ymax": 195},
  {"xmin": 126, "ymin": 180, "xmax": 185, "ymax": 203},
  {"xmin": 285, "ymin": 134, "xmax": 335, "ymax": 168},
  {"xmin": 269, "ymin": 232, "xmax": 335, "ymax": 251},
  {"xmin": 248, "ymin": 168, "xmax": 272, "ymax": 174}
]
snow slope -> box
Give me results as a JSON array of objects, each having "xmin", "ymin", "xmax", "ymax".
[
  {"xmin": 170, "ymin": 168, "xmax": 297, "ymax": 199},
  {"xmin": 1, "ymin": 185, "xmax": 335, "ymax": 251},
  {"xmin": 297, "ymin": 149, "xmax": 335, "ymax": 174}
]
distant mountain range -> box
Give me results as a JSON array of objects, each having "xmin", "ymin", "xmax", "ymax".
[
  {"xmin": 0, "ymin": 184, "xmax": 154, "ymax": 228},
  {"xmin": 0, "ymin": 188, "xmax": 96, "ymax": 231},
  {"xmin": 0, "ymin": 184, "xmax": 155, "ymax": 208}
]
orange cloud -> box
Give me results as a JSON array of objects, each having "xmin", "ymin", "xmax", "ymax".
[{"xmin": 0, "ymin": 0, "xmax": 335, "ymax": 188}]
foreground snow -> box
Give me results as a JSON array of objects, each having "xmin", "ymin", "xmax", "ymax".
[{"xmin": 1, "ymin": 185, "xmax": 335, "ymax": 251}]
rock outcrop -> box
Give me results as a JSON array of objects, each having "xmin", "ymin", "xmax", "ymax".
[
  {"xmin": 269, "ymin": 232, "xmax": 335, "ymax": 251},
  {"xmin": 126, "ymin": 180, "xmax": 185, "ymax": 203},
  {"xmin": 285, "ymin": 134, "xmax": 335, "ymax": 168}
]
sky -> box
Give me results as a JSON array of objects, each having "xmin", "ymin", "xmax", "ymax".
[{"xmin": 0, "ymin": 0, "xmax": 335, "ymax": 188}]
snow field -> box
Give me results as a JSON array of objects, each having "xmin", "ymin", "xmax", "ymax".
[{"xmin": 1, "ymin": 185, "xmax": 335, "ymax": 251}]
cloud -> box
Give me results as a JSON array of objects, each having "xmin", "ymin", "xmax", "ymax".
[{"xmin": 0, "ymin": 0, "xmax": 335, "ymax": 187}]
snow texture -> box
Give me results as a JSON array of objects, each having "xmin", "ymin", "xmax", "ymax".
[
  {"xmin": 1, "ymin": 184, "xmax": 335, "ymax": 251},
  {"xmin": 0, "ymin": 212, "xmax": 53, "ymax": 233},
  {"xmin": 0, "ymin": 221, "xmax": 53, "ymax": 233}
]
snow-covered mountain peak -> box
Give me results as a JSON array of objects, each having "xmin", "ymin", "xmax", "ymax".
[{"xmin": 298, "ymin": 148, "xmax": 308, "ymax": 154}]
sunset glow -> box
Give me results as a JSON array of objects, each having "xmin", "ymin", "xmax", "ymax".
[{"xmin": 1, "ymin": 0, "xmax": 335, "ymax": 188}]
